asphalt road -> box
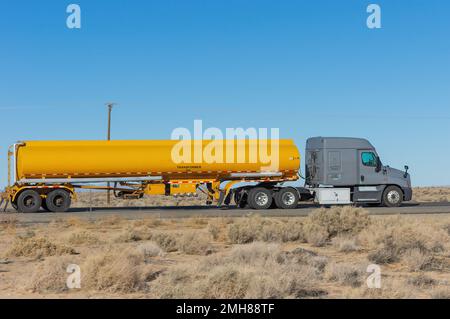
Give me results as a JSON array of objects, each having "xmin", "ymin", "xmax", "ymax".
[{"xmin": 3, "ymin": 202, "xmax": 450, "ymax": 224}]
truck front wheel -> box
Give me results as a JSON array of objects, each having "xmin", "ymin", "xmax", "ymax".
[
  {"xmin": 45, "ymin": 190, "xmax": 71, "ymax": 212},
  {"xmin": 17, "ymin": 190, "xmax": 42, "ymax": 213},
  {"xmin": 248, "ymin": 187, "xmax": 273, "ymax": 210},
  {"xmin": 382, "ymin": 186, "xmax": 403, "ymax": 207}
]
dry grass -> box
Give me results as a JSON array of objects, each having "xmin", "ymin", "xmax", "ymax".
[
  {"xmin": 430, "ymin": 286, "xmax": 450, "ymax": 299},
  {"xmin": 5, "ymin": 237, "xmax": 76, "ymax": 259},
  {"xmin": 227, "ymin": 215, "xmax": 305, "ymax": 244},
  {"xmin": 303, "ymin": 206, "xmax": 370, "ymax": 247},
  {"xmin": 114, "ymin": 227, "xmax": 146, "ymax": 243},
  {"xmin": 28, "ymin": 256, "xmax": 77, "ymax": 293},
  {"xmin": 137, "ymin": 241, "xmax": 164, "ymax": 258},
  {"xmin": 326, "ymin": 262, "xmax": 365, "ymax": 287},
  {"xmin": 0, "ymin": 215, "xmax": 18, "ymax": 229},
  {"xmin": 150, "ymin": 242, "xmax": 327, "ymax": 298},
  {"xmin": 81, "ymin": 247, "xmax": 147, "ymax": 293},
  {"xmin": 332, "ymin": 235, "xmax": 360, "ymax": 252},
  {"xmin": 148, "ymin": 231, "xmax": 179, "ymax": 252},
  {"xmin": 67, "ymin": 231, "xmax": 101, "ymax": 246},
  {"xmin": 1, "ymin": 206, "xmax": 450, "ymax": 299},
  {"xmin": 362, "ymin": 216, "xmax": 449, "ymax": 266},
  {"xmin": 407, "ymin": 274, "xmax": 437, "ymax": 288},
  {"xmin": 177, "ymin": 231, "xmax": 213, "ymax": 255},
  {"xmin": 413, "ymin": 187, "xmax": 450, "ymax": 202}
]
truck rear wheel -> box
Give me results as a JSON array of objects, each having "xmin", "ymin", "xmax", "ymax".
[
  {"xmin": 17, "ymin": 190, "xmax": 42, "ymax": 213},
  {"xmin": 382, "ymin": 186, "xmax": 403, "ymax": 207},
  {"xmin": 248, "ymin": 187, "xmax": 272, "ymax": 210},
  {"xmin": 45, "ymin": 190, "xmax": 71, "ymax": 212},
  {"xmin": 274, "ymin": 188, "xmax": 299, "ymax": 209}
]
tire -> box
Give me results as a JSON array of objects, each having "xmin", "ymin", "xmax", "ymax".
[
  {"xmin": 274, "ymin": 187, "xmax": 299, "ymax": 209},
  {"xmin": 382, "ymin": 186, "xmax": 403, "ymax": 207},
  {"xmin": 45, "ymin": 190, "xmax": 71, "ymax": 212},
  {"xmin": 17, "ymin": 190, "xmax": 42, "ymax": 213},
  {"xmin": 248, "ymin": 187, "xmax": 273, "ymax": 210}
]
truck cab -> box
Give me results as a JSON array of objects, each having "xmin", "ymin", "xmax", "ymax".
[{"xmin": 305, "ymin": 137, "xmax": 412, "ymax": 207}]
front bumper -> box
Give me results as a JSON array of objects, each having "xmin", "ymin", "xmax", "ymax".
[{"xmin": 403, "ymin": 187, "xmax": 413, "ymax": 201}]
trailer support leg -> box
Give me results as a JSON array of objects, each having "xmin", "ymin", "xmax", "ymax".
[
  {"xmin": 2, "ymin": 199, "xmax": 9, "ymax": 212},
  {"xmin": 217, "ymin": 181, "xmax": 240, "ymax": 208}
]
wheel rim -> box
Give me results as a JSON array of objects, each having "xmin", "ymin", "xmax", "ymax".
[
  {"xmin": 23, "ymin": 195, "xmax": 36, "ymax": 208},
  {"xmin": 281, "ymin": 192, "xmax": 296, "ymax": 206},
  {"xmin": 255, "ymin": 192, "xmax": 269, "ymax": 206},
  {"xmin": 52, "ymin": 195, "xmax": 65, "ymax": 207},
  {"xmin": 387, "ymin": 190, "xmax": 400, "ymax": 204}
]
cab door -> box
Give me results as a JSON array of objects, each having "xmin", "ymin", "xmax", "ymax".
[{"xmin": 358, "ymin": 150, "xmax": 387, "ymax": 185}]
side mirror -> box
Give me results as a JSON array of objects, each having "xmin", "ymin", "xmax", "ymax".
[
  {"xmin": 404, "ymin": 165, "xmax": 409, "ymax": 178},
  {"xmin": 375, "ymin": 156, "xmax": 382, "ymax": 172}
]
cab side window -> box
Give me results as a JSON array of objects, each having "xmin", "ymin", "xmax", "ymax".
[{"xmin": 361, "ymin": 152, "xmax": 377, "ymax": 167}]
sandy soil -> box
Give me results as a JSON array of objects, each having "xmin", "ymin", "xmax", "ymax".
[{"xmin": 0, "ymin": 207, "xmax": 449, "ymax": 299}]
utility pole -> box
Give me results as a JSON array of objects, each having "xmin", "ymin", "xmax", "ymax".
[{"xmin": 106, "ymin": 102, "xmax": 116, "ymax": 205}]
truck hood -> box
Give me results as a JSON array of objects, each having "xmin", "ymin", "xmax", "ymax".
[{"xmin": 386, "ymin": 166, "xmax": 411, "ymax": 188}]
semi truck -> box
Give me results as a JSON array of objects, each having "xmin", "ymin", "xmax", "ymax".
[{"xmin": 0, "ymin": 137, "xmax": 412, "ymax": 213}]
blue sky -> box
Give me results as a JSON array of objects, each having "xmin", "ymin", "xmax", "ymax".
[{"xmin": 0, "ymin": 0, "xmax": 449, "ymax": 187}]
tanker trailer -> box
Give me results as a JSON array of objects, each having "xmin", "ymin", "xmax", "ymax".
[{"xmin": 1, "ymin": 139, "xmax": 301, "ymax": 212}]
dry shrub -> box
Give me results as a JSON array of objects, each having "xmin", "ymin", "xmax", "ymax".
[
  {"xmin": 114, "ymin": 227, "xmax": 145, "ymax": 243},
  {"xmin": 303, "ymin": 224, "xmax": 328, "ymax": 247},
  {"xmin": 67, "ymin": 231, "xmax": 100, "ymax": 245},
  {"xmin": 6, "ymin": 237, "xmax": 76, "ymax": 258},
  {"xmin": 64, "ymin": 217, "xmax": 88, "ymax": 228},
  {"xmin": 227, "ymin": 217, "xmax": 260, "ymax": 244},
  {"xmin": 413, "ymin": 187, "xmax": 450, "ymax": 202},
  {"xmin": 177, "ymin": 231, "xmax": 213, "ymax": 255},
  {"xmin": 303, "ymin": 206, "xmax": 370, "ymax": 245},
  {"xmin": 332, "ymin": 235, "xmax": 360, "ymax": 252},
  {"xmin": 133, "ymin": 218, "xmax": 163, "ymax": 228},
  {"xmin": 363, "ymin": 217, "xmax": 449, "ymax": 266},
  {"xmin": 0, "ymin": 215, "xmax": 18, "ymax": 230},
  {"xmin": 402, "ymin": 248, "xmax": 445, "ymax": 272},
  {"xmin": 430, "ymin": 286, "xmax": 450, "ymax": 299},
  {"xmin": 277, "ymin": 247, "xmax": 328, "ymax": 273},
  {"xmin": 407, "ymin": 274, "xmax": 436, "ymax": 288},
  {"xmin": 16, "ymin": 229, "xmax": 36, "ymax": 239},
  {"xmin": 261, "ymin": 220, "xmax": 305, "ymax": 243},
  {"xmin": 82, "ymin": 247, "xmax": 146, "ymax": 293},
  {"xmin": 149, "ymin": 231, "xmax": 178, "ymax": 252},
  {"xmin": 443, "ymin": 224, "xmax": 450, "ymax": 236},
  {"xmin": 347, "ymin": 278, "xmax": 415, "ymax": 299},
  {"xmin": 227, "ymin": 215, "xmax": 304, "ymax": 244},
  {"xmin": 207, "ymin": 218, "xmax": 230, "ymax": 241},
  {"xmin": 96, "ymin": 215, "xmax": 124, "ymax": 227},
  {"xmin": 28, "ymin": 256, "xmax": 76, "ymax": 293},
  {"xmin": 187, "ymin": 216, "xmax": 208, "ymax": 226},
  {"xmin": 402, "ymin": 248, "xmax": 434, "ymax": 272},
  {"xmin": 137, "ymin": 241, "xmax": 163, "ymax": 258},
  {"xmin": 326, "ymin": 262, "xmax": 364, "ymax": 287},
  {"xmin": 150, "ymin": 242, "xmax": 327, "ymax": 298}
]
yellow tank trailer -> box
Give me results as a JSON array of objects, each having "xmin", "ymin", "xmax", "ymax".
[{"xmin": 2, "ymin": 139, "xmax": 301, "ymax": 212}]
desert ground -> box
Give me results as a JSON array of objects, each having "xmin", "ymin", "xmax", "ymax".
[
  {"xmin": 0, "ymin": 187, "xmax": 449, "ymax": 299},
  {"xmin": 0, "ymin": 208, "xmax": 449, "ymax": 299}
]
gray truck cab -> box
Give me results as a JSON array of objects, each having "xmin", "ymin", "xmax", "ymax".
[{"xmin": 304, "ymin": 137, "xmax": 412, "ymax": 207}]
